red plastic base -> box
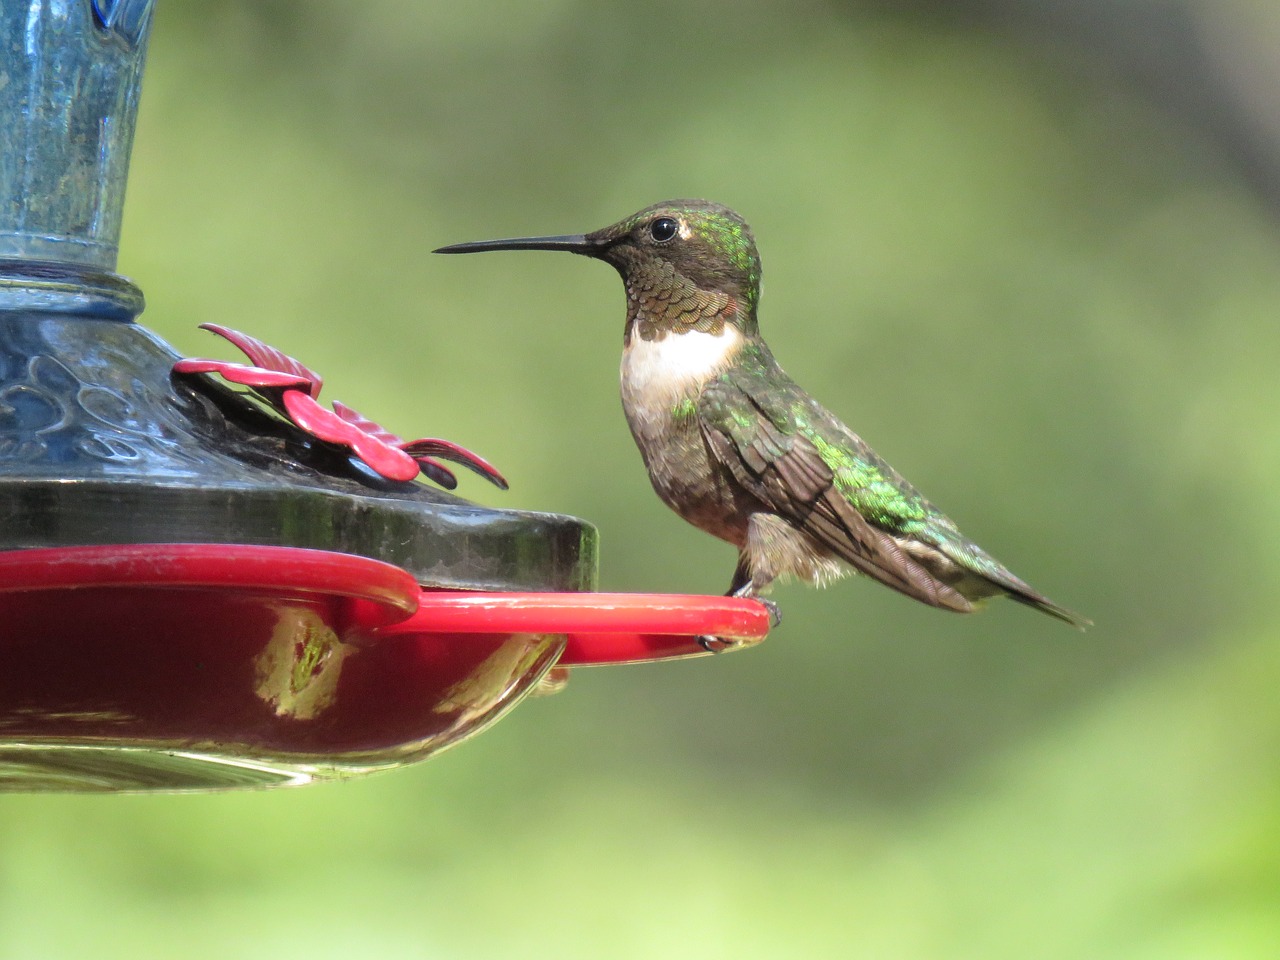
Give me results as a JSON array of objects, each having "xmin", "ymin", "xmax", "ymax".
[{"xmin": 0, "ymin": 544, "xmax": 769, "ymax": 790}]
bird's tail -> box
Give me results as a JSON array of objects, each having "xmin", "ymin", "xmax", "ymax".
[
  {"xmin": 1003, "ymin": 589, "xmax": 1091, "ymax": 629},
  {"xmin": 936, "ymin": 536, "xmax": 1091, "ymax": 629}
]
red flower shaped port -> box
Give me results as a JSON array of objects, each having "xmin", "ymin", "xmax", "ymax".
[{"xmin": 173, "ymin": 324, "xmax": 508, "ymax": 491}]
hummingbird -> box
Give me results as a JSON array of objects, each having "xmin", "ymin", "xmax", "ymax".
[{"xmin": 436, "ymin": 200, "xmax": 1088, "ymax": 630}]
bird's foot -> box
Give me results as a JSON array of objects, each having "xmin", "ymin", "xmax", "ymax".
[{"xmin": 729, "ymin": 586, "xmax": 782, "ymax": 628}]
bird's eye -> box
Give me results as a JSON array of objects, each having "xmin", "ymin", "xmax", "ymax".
[{"xmin": 649, "ymin": 217, "xmax": 679, "ymax": 243}]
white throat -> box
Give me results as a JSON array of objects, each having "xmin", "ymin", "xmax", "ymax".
[{"xmin": 620, "ymin": 326, "xmax": 743, "ymax": 417}]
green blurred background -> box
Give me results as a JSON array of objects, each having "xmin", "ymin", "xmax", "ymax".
[{"xmin": 7, "ymin": 0, "xmax": 1280, "ymax": 956}]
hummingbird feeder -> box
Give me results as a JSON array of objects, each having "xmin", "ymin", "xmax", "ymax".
[{"xmin": 0, "ymin": 0, "xmax": 768, "ymax": 792}]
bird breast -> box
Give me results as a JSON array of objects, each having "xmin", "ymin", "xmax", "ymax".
[{"xmin": 619, "ymin": 325, "xmax": 754, "ymax": 545}]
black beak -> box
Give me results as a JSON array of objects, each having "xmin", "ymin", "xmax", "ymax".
[{"xmin": 433, "ymin": 234, "xmax": 600, "ymax": 255}]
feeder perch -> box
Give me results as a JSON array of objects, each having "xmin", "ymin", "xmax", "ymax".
[{"xmin": 0, "ymin": 1, "xmax": 768, "ymax": 791}]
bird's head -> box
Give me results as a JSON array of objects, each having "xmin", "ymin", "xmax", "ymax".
[{"xmin": 436, "ymin": 200, "xmax": 763, "ymax": 341}]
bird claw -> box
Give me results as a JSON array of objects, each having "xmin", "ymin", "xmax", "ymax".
[
  {"xmin": 696, "ymin": 634, "xmax": 734, "ymax": 654},
  {"xmin": 758, "ymin": 597, "xmax": 782, "ymax": 628},
  {"xmin": 729, "ymin": 586, "xmax": 782, "ymax": 628},
  {"xmin": 696, "ymin": 588, "xmax": 780, "ymax": 653}
]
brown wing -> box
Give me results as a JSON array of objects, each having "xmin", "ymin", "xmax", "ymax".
[{"xmin": 699, "ymin": 376, "xmax": 975, "ymax": 613}]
